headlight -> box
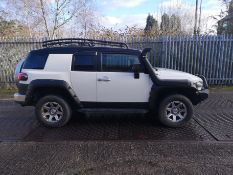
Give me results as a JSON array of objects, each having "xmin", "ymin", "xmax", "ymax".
[{"xmin": 193, "ymin": 81, "xmax": 203, "ymax": 90}]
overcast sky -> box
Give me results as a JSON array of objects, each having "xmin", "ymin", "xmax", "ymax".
[{"xmin": 95, "ymin": 0, "xmax": 224, "ymax": 33}]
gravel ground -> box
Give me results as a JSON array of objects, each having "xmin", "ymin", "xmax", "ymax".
[
  {"xmin": 1, "ymin": 141, "xmax": 233, "ymax": 175},
  {"xmin": 0, "ymin": 91, "xmax": 233, "ymax": 174}
]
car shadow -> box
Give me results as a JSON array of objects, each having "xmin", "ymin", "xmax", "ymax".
[{"xmin": 23, "ymin": 113, "xmax": 211, "ymax": 142}]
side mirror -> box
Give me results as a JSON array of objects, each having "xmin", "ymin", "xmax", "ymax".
[{"xmin": 132, "ymin": 64, "xmax": 141, "ymax": 79}]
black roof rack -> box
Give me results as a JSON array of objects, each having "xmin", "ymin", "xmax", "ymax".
[{"xmin": 42, "ymin": 38, "xmax": 128, "ymax": 49}]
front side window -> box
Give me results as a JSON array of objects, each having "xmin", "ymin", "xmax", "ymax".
[
  {"xmin": 102, "ymin": 54, "xmax": 140, "ymax": 72},
  {"xmin": 73, "ymin": 53, "xmax": 96, "ymax": 71}
]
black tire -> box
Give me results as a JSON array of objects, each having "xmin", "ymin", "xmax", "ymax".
[
  {"xmin": 35, "ymin": 95, "xmax": 72, "ymax": 128},
  {"xmin": 158, "ymin": 94, "xmax": 193, "ymax": 127}
]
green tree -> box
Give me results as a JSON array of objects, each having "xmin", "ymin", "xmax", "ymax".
[
  {"xmin": 228, "ymin": 0, "xmax": 233, "ymax": 13},
  {"xmin": 170, "ymin": 14, "xmax": 181, "ymax": 34},
  {"xmin": 144, "ymin": 14, "xmax": 158, "ymax": 36},
  {"xmin": 217, "ymin": 0, "xmax": 233, "ymax": 34},
  {"xmin": 227, "ymin": 0, "xmax": 233, "ymax": 34},
  {"xmin": 160, "ymin": 13, "xmax": 170, "ymax": 34}
]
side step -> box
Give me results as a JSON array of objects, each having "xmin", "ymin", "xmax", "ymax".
[{"xmin": 78, "ymin": 108, "xmax": 148, "ymax": 114}]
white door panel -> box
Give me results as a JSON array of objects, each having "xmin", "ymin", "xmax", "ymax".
[
  {"xmin": 97, "ymin": 72, "xmax": 152, "ymax": 102},
  {"xmin": 70, "ymin": 72, "xmax": 96, "ymax": 102}
]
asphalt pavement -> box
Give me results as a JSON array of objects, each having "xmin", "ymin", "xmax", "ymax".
[{"xmin": 0, "ymin": 91, "xmax": 233, "ymax": 174}]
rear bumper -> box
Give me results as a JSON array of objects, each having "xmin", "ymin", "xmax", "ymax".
[{"xmin": 14, "ymin": 93, "xmax": 26, "ymax": 105}]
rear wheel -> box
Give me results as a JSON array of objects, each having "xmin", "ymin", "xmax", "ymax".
[
  {"xmin": 158, "ymin": 94, "xmax": 193, "ymax": 127},
  {"xmin": 35, "ymin": 95, "xmax": 72, "ymax": 127}
]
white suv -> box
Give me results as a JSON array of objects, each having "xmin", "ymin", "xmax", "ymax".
[{"xmin": 14, "ymin": 38, "xmax": 209, "ymax": 128}]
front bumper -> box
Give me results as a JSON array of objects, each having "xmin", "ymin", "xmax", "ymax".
[
  {"xmin": 14, "ymin": 93, "xmax": 26, "ymax": 104},
  {"xmin": 193, "ymin": 74, "xmax": 209, "ymax": 104},
  {"xmin": 192, "ymin": 89, "xmax": 209, "ymax": 105},
  {"xmin": 196, "ymin": 89, "xmax": 209, "ymax": 101}
]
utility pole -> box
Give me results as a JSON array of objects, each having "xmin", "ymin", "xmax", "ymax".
[
  {"xmin": 194, "ymin": 0, "xmax": 199, "ymax": 35},
  {"xmin": 197, "ymin": 0, "xmax": 202, "ymax": 35}
]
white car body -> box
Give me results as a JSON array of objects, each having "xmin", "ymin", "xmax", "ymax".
[
  {"xmin": 155, "ymin": 68, "xmax": 202, "ymax": 82},
  {"xmin": 20, "ymin": 54, "xmax": 204, "ymax": 103},
  {"xmin": 14, "ymin": 39, "xmax": 209, "ymax": 128}
]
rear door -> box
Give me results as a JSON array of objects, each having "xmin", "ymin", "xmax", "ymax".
[
  {"xmin": 97, "ymin": 53, "xmax": 152, "ymax": 103},
  {"xmin": 70, "ymin": 51, "xmax": 97, "ymax": 102}
]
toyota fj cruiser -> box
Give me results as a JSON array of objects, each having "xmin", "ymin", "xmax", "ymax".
[{"xmin": 14, "ymin": 38, "xmax": 209, "ymax": 128}]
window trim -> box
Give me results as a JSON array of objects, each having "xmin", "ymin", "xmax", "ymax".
[
  {"xmin": 100, "ymin": 52, "xmax": 144, "ymax": 73},
  {"xmin": 72, "ymin": 51, "xmax": 98, "ymax": 72}
]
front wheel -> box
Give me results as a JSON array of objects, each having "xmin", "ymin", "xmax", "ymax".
[
  {"xmin": 35, "ymin": 95, "xmax": 72, "ymax": 128},
  {"xmin": 158, "ymin": 94, "xmax": 193, "ymax": 127}
]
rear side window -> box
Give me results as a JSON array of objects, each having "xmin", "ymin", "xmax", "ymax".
[
  {"xmin": 23, "ymin": 52, "xmax": 48, "ymax": 69},
  {"xmin": 101, "ymin": 54, "xmax": 140, "ymax": 72},
  {"xmin": 73, "ymin": 52, "xmax": 97, "ymax": 71}
]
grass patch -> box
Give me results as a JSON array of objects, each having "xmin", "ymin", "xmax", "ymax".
[
  {"xmin": 209, "ymin": 85, "xmax": 233, "ymax": 91},
  {"xmin": 0, "ymin": 88, "xmax": 17, "ymax": 99},
  {"xmin": 0, "ymin": 88, "xmax": 17, "ymax": 94}
]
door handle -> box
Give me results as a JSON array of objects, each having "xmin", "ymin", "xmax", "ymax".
[{"xmin": 97, "ymin": 77, "xmax": 111, "ymax": 82}]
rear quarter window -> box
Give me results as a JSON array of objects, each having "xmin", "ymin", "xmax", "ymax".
[
  {"xmin": 23, "ymin": 52, "xmax": 49, "ymax": 69},
  {"xmin": 15, "ymin": 58, "xmax": 25, "ymax": 76}
]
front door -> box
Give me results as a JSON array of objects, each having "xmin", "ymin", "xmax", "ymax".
[{"xmin": 97, "ymin": 53, "xmax": 152, "ymax": 103}]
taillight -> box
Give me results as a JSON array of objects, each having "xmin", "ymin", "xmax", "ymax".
[{"xmin": 17, "ymin": 73, "xmax": 28, "ymax": 81}]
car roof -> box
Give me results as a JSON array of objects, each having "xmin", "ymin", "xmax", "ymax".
[{"xmin": 30, "ymin": 47, "xmax": 141, "ymax": 55}]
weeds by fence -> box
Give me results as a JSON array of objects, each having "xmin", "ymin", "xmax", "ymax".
[{"xmin": 0, "ymin": 35, "xmax": 233, "ymax": 88}]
